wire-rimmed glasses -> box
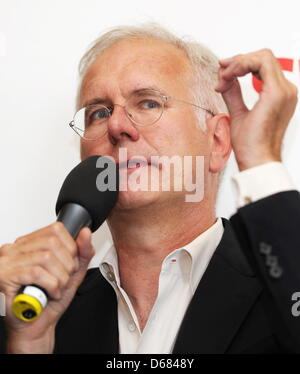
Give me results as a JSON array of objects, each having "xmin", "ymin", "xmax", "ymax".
[{"xmin": 69, "ymin": 89, "xmax": 215, "ymax": 141}]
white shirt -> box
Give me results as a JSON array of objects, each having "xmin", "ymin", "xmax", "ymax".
[{"xmin": 231, "ymin": 162, "xmax": 295, "ymax": 207}]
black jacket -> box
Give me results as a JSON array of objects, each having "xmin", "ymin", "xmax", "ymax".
[{"xmin": 1, "ymin": 191, "xmax": 300, "ymax": 353}]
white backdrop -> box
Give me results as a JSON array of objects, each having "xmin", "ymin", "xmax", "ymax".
[{"xmin": 1, "ymin": 0, "xmax": 300, "ymax": 254}]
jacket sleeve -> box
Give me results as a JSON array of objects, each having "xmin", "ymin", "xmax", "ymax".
[
  {"xmin": 0, "ymin": 316, "xmax": 7, "ymax": 354},
  {"xmin": 230, "ymin": 190, "xmax": 300, "ymax": 353}
]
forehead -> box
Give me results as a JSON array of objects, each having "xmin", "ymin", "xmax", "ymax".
[{"xmin": 79, "ymin": 38, "xmax": 193, "ymax": 105}]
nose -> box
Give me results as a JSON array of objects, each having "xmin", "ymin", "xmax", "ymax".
[{"xmin": 107, "ymin": 104, "xmax": 140, "ymax": 144}]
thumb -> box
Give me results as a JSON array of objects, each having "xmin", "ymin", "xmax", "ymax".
[{"xmin": 76, "ymin": 227, "xmax": 95, "ymax": 269}]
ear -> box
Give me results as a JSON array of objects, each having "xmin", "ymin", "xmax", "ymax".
[{"xmin": 208, "ymin": 114, "xmax": 232, "ymax": 173}]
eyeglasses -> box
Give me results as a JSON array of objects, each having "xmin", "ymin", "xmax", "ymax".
[{"xmin": 69, "ymin": 89, "xmax": 215, "ymax": 141}]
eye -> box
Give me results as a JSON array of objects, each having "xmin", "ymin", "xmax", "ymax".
[
  {"xmin": 139, "ymin": 100, "xmax": 161, "ymax": 110},
  {"xmin": 85, "ymin": 106, "xmax": 111, "ymax": 127},
  {"xmin": 92, "ymin": 108, "xmax": 110, "ymax": 119}
]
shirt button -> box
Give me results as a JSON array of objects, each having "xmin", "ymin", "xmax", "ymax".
[
  {"xmin": 101, "ymin": 263, "xmax": 110, "ymax": 273},
  {"xmin": 270, "ymin": 265, "xmax": 283, "ymax": 279},
  {"xmin": 128, "ymin": 322, "xmax": 136, "ymax": 332},
  {"xmin": 266, "ymin": 255, "xmax": 277, "ymax": 267},
  {"xmin": 107, "ymin": 272, "xmax": 115, "ymax": 282}
]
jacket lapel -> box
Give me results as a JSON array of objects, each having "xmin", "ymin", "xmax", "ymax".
[{"xmin": 172, "ymin": 219, "xmax": 262, "ymax": 354}]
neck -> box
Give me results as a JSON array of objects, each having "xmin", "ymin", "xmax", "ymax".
[
  {"xmin": 107, "ymin": 196, "xmax": 216, "ymax": 331},
  {"xmin": 107, "ymin": 198, "xmax": 216, "ymax": 267}
]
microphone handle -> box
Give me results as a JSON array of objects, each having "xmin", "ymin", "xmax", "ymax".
[
  {"xmin": 12, "ymin": 204, "xmax": 92, "ymax": 322},
  {"xmin": 57, "ymin": 203, "xmax": 92, "ymax": 238}
]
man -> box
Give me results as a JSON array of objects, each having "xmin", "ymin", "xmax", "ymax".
[{"xmin": 0, "ymin": 24, "xmax": 299, "ymax": 354}]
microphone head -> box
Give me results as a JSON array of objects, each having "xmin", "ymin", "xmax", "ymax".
[{"xmin": 55, "ymin": 155, "xmax": 119, "ymax": 232}]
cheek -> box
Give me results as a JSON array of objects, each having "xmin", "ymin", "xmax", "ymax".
[
  {"xmin": 80, "ymin": 139, "xmax": 112, "ymax": 160},
  {"xmin": 156, "ymin": 117, "xmax": 208, "ymax": 157},
  {"xmin": 181, "ymin": 112, "xmax": 211, "ymax": 155}
]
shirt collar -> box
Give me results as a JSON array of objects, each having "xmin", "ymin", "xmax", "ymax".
[
  {"xmin": 99, "ymin": 218, "xmax": 224, "ymax": 293},
  {"xmin": 181, "ymin": 217, "xmax": 224, "ymax": 292}
]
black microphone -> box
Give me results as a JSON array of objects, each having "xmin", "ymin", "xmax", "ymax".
[{"xmin": 12, "ymin": 155, "xmax": 119, "ymax": 322}]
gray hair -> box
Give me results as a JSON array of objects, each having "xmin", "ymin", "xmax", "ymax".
[{"xmin": 77, "ymin": 23, "xmax": 228, "ymax": 130}]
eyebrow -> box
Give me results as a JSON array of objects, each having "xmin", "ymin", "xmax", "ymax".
[{"xmin": 82, "ymin": 86, "xmax": 168, "ymax": 108}]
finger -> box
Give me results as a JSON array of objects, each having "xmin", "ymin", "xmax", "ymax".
[
  {"xmin": 219, "ymin": 56, "xmax": 239, "ymax": 67},
  {"xmin": 29, "ymin": 250, "xmax": 71, "ymax": 290},
  {"xmin": 14, "ymin": 222, "xmax": 62, "ymax": 244},
  {"xmin": 220, "ymin": 78, "xmax": 249, "ymax": 117},
  {"xmin": 215, "ymin": 67, "xmax": 235, "ymax": 92},
  {"xmin": 11, "ymin": 250, "xmax": 71, "ymax": 292},
  {"xmin": 7, "ymin": 236, "xmax": 78, "ymax": 275},
  {"xmin": 218, "ymin": 51, "xmax": 284, "ymax": 89},
  {"xmin": 0, "ymin": 243, "xmax": 13, "ymax": 255},
  {"xmin": 10, "ymin": 266, "xmax": 63, "ymax": 300},
  {"xmin": 15, "ymin": 222, "xmax": 77, "ymax": 258}
]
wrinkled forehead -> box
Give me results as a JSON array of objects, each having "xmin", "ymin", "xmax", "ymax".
[{"xmin": 78, "ymin": 38, "xmax": 194, "ymax": 106}]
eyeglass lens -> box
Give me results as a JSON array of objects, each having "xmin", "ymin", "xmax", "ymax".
[{"xmin": 72, "ymin": 90, "xmax": 165, "ymax": 140}]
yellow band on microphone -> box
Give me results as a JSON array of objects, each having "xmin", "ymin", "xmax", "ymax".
[{"xmin": 12, "ymin": 294, "xmax": 42, "ymax": 322}]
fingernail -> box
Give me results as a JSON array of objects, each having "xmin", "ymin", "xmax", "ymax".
[{"xmin": 219, "ymin": 58, "xmax": 231, "ymax": 66}]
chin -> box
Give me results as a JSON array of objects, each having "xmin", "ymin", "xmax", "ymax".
[{"xmin": 114, "ymin": 189, "xmax": 164, "ymax": 211}]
